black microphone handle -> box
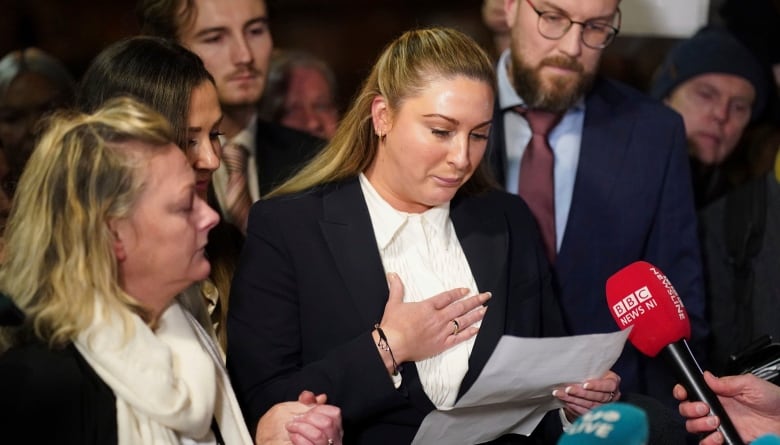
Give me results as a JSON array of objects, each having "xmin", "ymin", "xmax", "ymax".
[{"xmin": 661, "ymin": 339, "xmax": 743, "ymax": 445}]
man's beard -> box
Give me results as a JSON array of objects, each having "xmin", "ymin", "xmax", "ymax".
[{"xmin": 510, "ymin": 50, "xmax": 595, "ymax": 113}]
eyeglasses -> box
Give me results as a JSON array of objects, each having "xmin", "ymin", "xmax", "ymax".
[{"xmin": 525, "ymin": 0, "xmax": 621, "ymax": 50}]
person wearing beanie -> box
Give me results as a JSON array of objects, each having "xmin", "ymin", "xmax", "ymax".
[
  {"xmin": 651, "ymin": 26, "xmax": 769, "ymax": 207},
  {"xmin": 487, "ymin": 0, "xmax": 707, "ymax": 429}
]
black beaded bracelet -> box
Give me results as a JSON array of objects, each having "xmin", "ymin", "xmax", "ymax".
[{"xmin": 374, "ymin": 323, "xmax": 401, "ymax": 376}]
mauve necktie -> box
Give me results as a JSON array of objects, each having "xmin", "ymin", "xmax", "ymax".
[
  {"xmin": 515, "ymin": 107, "xmax": 562, "ymax": 263},
  {"xmin": 222, "ymin": 142, "xmax": 252, "ymax": 234}
]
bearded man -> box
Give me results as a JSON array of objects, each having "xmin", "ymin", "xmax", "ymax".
[{"xmin": 486, "ymin": 0, "xmax": 708, "ymax": 415}]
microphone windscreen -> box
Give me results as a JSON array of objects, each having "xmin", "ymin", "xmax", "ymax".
[
  {"xmin": 605, "ymin": 261, "xmax": 690, "ymax": 357},
  {"xmin": 558, "ymin": 402, "xmax": 649, "ymax": 445},
  {"xmin": 753, "ymin": 435, "xmax": 780, "ymax": 445}
]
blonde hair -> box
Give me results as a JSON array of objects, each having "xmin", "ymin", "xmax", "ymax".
[
  {"xmin": 0, "ymin": 97, "xmax": 175, "ymax": 350},
  {"xmin": 269, "ymin": 27, "xmax": 497, "ymax": 197}
]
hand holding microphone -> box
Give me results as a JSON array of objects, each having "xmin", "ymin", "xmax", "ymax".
[
  {"xmin": 675, "ymin": 371, "xmax": 780, "ymax": 444},
  {"xmin": 605, "ymin": 261, "xmax": 742, "ymax": 445}
]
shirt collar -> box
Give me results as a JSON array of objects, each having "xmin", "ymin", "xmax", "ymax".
[
  {"xmin": 221, "ymin": 114, "xmax": 257, "ymax": 155},
  {"xmin": 359, "ymin": 173, "xmax": 451, "ymax": 250}
]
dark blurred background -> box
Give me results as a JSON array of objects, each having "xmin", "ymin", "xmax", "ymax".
[
  {"xmin": 0, "ymin": 0, "xmax": 689, "ymax": 110},
  {"xmin": 0, "ymin": 0, "xmax": 500, "ymax": 109}
]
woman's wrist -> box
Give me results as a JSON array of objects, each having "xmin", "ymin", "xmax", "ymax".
[{"xmin": 372, "ymin": 325, "xmax": 401, "ymax": 376}]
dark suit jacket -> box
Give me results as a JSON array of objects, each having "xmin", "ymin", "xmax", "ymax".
[
  {"xmin": 487, "ymin": 77, "xmax": 709, "ymax": 408},
  {"xmin": 205, "ymin": 121, "xmax": 325, "ymax": 281},
  {"xmin": 208, "ymin": 120, "xmax": 324, "ymax": 223},
  {"xmin": 254, "ymin": 120, "xmax": 325, "ymax": 196},
  {"xmin": 0, "ymin": 341, "xmax": 117, "ymax": 444},
  {"xmin": 227, "ymin": 178, "xmax": 567, "ymax": 445}
]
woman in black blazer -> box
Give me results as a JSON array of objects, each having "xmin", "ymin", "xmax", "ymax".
[{"xmin": 227, "ymin": 27, "xmax": 621, "ymax": 445}]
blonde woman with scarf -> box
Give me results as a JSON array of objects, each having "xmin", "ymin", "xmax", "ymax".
[{"xmin": 0, "ymin": 97, "xmax": 342, "ymax": 445}]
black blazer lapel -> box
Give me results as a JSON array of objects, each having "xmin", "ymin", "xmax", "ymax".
[
  {"xmin": 319, "ymin": 184, "xmax": 512, "ymax": 405},
  {"xmin": 319, "ymin": 178, "xmax": 389, "ymax": 326},
  {"xmin": 451, "ymin": 195, "xmax": 509, "ymax": 399}
]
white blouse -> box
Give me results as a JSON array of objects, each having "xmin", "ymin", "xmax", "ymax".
[{"xmin": 359, "ymin": 173, "xmax": 481, "ymax": 409}]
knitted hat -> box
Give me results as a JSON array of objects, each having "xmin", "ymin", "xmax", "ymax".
[{"xmin": 651, "ymin": 27, "xmax": 768, "ymax": 119}]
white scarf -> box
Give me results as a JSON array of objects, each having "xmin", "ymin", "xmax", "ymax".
[{"xmin": 74, "ymin": 300, "xmax": 252, "ymax": 445}]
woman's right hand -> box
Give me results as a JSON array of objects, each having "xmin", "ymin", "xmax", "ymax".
[
  {"xmin": 674, "ymin": 371, "xmax": 780, "ymax": 444},
  {"xmin": 375, "ymin": 272, "xmax": 491, "ymax": 366}
]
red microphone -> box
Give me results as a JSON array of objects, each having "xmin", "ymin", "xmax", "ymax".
[{"xmin": 606, "ymin": 261, "xmax": 742, "ymax": 445}]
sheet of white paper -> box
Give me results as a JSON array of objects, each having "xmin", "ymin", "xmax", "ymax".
[{"xmin": 411, "ymin": 329, "xmax": 631, "ymax": 445}]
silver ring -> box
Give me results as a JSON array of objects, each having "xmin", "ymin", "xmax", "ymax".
[
  {"xmin": 451, "ymin": 319, "xmax": 460, "ymax": 335},
  {"xmin": 607, "ymin": 391, "xmax": 615, "ymax": 402},
  {"xmin": 327, "ymin": 439, "xmax": 334, "ymax": 445}
]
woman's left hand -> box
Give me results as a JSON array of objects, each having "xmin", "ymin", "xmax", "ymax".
[
  {"xmin": 255, "ymin": 391, "xmax": 343, "ymax": 445},
  {"xmin": 285, "ymin": 391, "xmax": 343, "ymax": 445},
  {"xmin": 553, "ymin": 370, "xmax": 622, "ymax": 421}
]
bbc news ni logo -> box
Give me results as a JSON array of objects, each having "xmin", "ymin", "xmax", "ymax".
[{"xmin": 612, "ymin": 286, "xmax": 657, "ymax": 326}]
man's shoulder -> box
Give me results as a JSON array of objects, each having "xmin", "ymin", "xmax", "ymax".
[
  {"xmin": 252, "ymin": 121, "xmax": 327, "ymax": 193},
  {"xmin": 589, "ymin": 77, "xmax": 652, "ymax": 103},
  {"xmin": 254, "ymin": 120, "xmax": 326, "ymax": 154},
  {"xmin": 588, "ymin": 77, "xmax": 679, "ymax": 120}
]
